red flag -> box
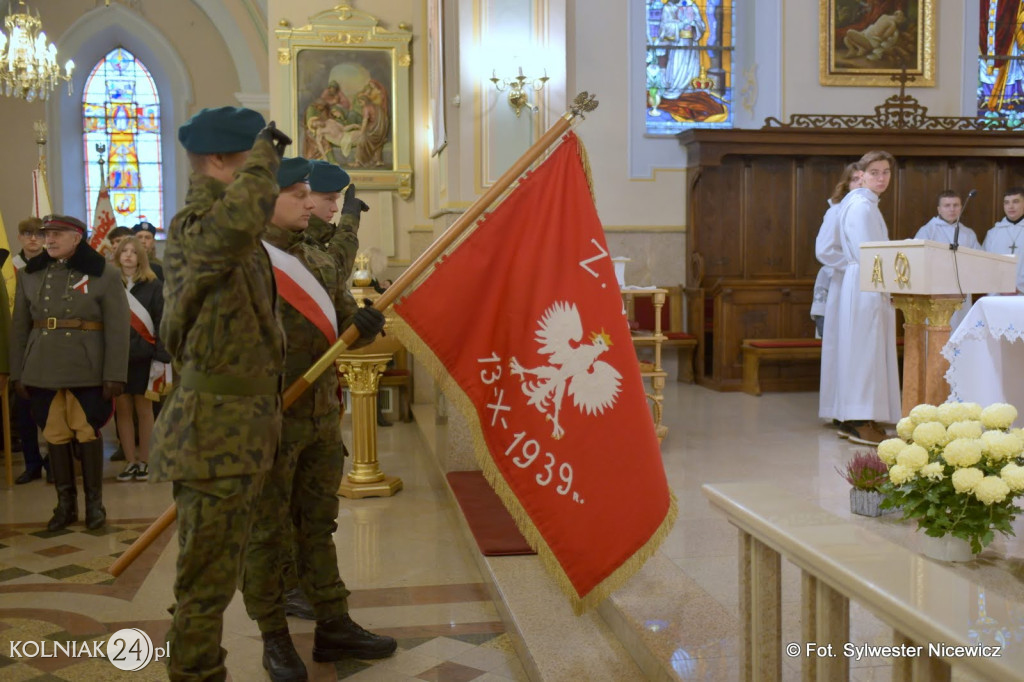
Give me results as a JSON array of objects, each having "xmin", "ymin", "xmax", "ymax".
[
  {"xmin": 393, "ymin": 133, "xmax": 676, "ymax": 612},
  {"xmin": 90, "ymin": 187, "xmax": 117, "ymax": 257}
]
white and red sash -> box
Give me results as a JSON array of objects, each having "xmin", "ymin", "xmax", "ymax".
[
  {"xmin": 262, "ymin": 240, "xmax": 338, "ymax": 343},
  {"xmin": 126, "ymin": 287, "xmax": 172, "ymax": 400},
  {"xmin": 126, "ymin": 288, "xmax": 157, "ymax": 345}
]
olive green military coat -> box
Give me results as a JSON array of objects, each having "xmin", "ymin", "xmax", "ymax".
[{"xmin": 10, "ymin": 242, "xmax": 129, "ymax": 389}]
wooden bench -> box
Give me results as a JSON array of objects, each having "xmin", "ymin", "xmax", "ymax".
[
  {"xmin": 704, "ymin": 481, "xmax": 1024, "ymax": 681},
  {"xmin": 628, "ymin": 285, "xmax": 699, "ymax": 383},
  {"xmin": 741, "ymin": 337, "xmax": 904, "ymax": 396},
  {"xmin": 741, "ymin": 338, "xmax": 822, "ymax": 396}
]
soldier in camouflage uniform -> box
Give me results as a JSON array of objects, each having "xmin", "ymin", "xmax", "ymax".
[
  {"xmin": 240, "ymin": 158, "xmax": 391, "ymax": 681},
  {"xmin": 148, "ymin": 106, "xmax": 291, "ymax": 682},
  {"xmin": 280, "ymin": 160, "xmax": 363, "ymax": 620}
]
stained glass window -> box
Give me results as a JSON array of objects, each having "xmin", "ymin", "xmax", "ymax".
[
  {"xmin": 82, "ymin": 47, "xmax": 162, "ymax": 232},
  {"xmin": 645, "ymin": 0, "xmax": 734, "ymax": 135},
  {"xmin": 979, "ymin": 1, "xmax": 1024, "ymax": 125}
]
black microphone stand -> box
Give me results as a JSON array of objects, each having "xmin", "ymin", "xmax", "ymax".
[{"xmin": 951, "ymin": 190, "xmax": 977, "ymax": 252}]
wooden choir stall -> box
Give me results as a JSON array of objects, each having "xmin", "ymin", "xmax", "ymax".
[{"xmin": 681, "ymin": 88, "xmax": 1024, "ymax": 394}]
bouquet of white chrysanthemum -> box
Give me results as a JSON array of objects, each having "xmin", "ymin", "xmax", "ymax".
[{"xmin": 879, "ymin": 402, "xmax": 1024, "ymax": 554}]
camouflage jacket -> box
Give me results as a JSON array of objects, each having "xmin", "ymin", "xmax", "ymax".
[
  {"xmin": 303, "ymin": 212, "xmax": 360, "ymax": 283},
  {"xmin": 10, "ymin": 241, "xmax": 129, "ymax": 389},
  {"xmin": 263, "ymin": 222, "xmax": 368, "ymax": 419},
  {"xmin": 149, "ymin": 137, "xmax": 286, "ymax": 482}
]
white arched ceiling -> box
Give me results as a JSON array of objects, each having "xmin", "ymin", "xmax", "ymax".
[{"xmin": 192, "ymin": 0, "xmax": 267, "ymax": 94}]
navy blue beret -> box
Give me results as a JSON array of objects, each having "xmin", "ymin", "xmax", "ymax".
[
  {"xmin": 178, "ymin": 106, "xmax": 265, "ymax": 154},
  {"xmin": 132, "ymin": 221, "xmax": 156, "ymax": 235},
  {"xmin": 277, "ymin": 157, "xmax": 312, "ymax": 188},
  {"xmin": 308, "ymin": 161, "xmax": 351, "ymax": 193}
]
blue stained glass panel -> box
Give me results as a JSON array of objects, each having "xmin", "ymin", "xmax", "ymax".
[
  {"xmin": 644, "ymin": 0, "xmax": 734, "ymax": 134},
  {"xmin": 82, "ymin": 47, "xmax": 162, "ymax": 232}
]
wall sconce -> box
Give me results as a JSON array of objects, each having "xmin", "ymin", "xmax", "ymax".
[{"xmin": 490, "ymin": 67, "xmax": 549, "ymax": 117}]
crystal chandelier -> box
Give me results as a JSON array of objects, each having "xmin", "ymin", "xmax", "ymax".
[{"xmin": 0, "ymin": 1, "xmax": 74, "ymax": 102}]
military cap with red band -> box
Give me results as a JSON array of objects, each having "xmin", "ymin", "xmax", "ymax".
[{"xmin": 41, "ymin": 214, "xmax": 88, "ymax": 235}]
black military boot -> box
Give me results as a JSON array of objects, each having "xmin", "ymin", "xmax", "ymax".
[
  {"xmin": 46, "ymin": 443, "xmax": 77, "ymax": 532},
  {"xmin": 312, "ymin": 613, "xmax": 397, "ymax": 661},
  {"xmin": 78, "ymin": 439, "xmax": 107, "ymax": 530},
  {"xmin": 283, "ymin": 587, "xmax": 316, "ymax": 620},
  {"xmin": 261, "ymin": 628, "xmax": 307, "ymax": 682}
]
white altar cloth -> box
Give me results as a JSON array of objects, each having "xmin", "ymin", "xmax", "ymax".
[{"xmin": 943, "ymin": 296, "xmax": 1024, "ymax": 419}]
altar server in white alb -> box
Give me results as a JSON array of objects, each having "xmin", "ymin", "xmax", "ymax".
[
  {"xmin": 982, "ymin": 186, "xmax": 1024, "ymax": 294},
  {"xmin": 914, "ymin": 190, "xmax": 980, "ymax": 329},
  {"xmin": 816, "ymin": 163, "xmax": 862, "ymax": 422},
  {"xmin": 827, "ymin": 150, "xmax": 901, "ymax": 445}
]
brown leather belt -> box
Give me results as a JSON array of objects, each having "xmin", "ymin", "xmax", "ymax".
[{"xmin": 33, "ymin": 318, "xmax": 104, "ymax": 331}]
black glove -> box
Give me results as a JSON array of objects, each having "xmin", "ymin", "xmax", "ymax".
[
  {"xmin": 102, "ymin": 381, "xmax": 126, "ymax": 401},
  {"xmin": 342, "ymin": 184, "xmax": 370, "ymax": 215},
  {"xmin": 13, "ymin": 380, "xmax": 28, "ymax": 400},
  {"xmin": 352, "ymin": 304, "xmax": 385, "ymax": 338},
  {"xmin": 258, "ymin": 120, "xmax": 292, "ymax": 158}
]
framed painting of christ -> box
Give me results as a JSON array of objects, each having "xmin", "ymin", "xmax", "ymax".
[
  {"xmin": 820, "ymin": 0, "xmax": 935, "ymax": 86},
  {"xmin": 275, "ymin": 6, "xmax": 413, "ymax": 198}
]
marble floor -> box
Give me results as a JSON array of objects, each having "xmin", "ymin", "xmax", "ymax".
[{"xmin": 2, "ymin": 381, "xmax": 1023, "ymax": 681}]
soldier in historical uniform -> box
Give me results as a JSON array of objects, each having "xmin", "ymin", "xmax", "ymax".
[
  {"xmin": 148, "ymin": 106, "xmax": 291, "ymax": 681},
  {"xmin": 9, "ymin": 214, "xmax": 129, "ymax": 531},
  {"xmin": 240, "ymin": 158, "xmax": 391, "ymax": 681}
]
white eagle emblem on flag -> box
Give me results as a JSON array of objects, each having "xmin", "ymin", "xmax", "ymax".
[{"xmin": 509, "ymin": 301, "xmax": 623, "ymax": 439}]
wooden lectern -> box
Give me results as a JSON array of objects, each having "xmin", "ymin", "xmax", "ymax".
[{"xmin": 859, "ymin": 239, "xmax": 1017, "ymax": 414}]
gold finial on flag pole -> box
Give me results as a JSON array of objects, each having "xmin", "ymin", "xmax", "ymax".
[
  {"xmin": 96, "ymin": 143, "xmax": 107, "ymax": 190},
  {"xmin": 33, "ymin": 120, "xmax": 47, "ymax": 183}
]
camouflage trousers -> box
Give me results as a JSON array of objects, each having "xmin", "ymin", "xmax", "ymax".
[
  {"xmin": 167, "ymin": 474, "xmax": 264, "ymax": 682},
  {"xmin": 240, "ymin": 413, "xmax": 350, "ymax": 632}
]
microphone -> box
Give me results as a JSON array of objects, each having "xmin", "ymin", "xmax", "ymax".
[{"xmin": 951, "ymin": 189, "xmax": 977, "ymax": 252}]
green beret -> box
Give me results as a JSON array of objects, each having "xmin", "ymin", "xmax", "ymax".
[
  {"xmin": 308, "ymin": 161, "xmax": 351, "ymax": 193},
  {"xmin": 178, "ymin": 106, "xmax": 265, "ymax": 154},
  {"xmin": 42, "ymin": 214, "xmax": 87, "ymax": 235},
  {"xmin": 277, "ymin": 157, "xmax": 312, "ymax": 188}
]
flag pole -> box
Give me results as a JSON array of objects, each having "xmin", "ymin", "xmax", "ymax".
[{"xmin": 109, "ymin": 91, "xmax": 599, "ymax": 577}]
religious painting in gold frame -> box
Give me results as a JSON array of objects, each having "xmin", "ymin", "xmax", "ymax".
[
  {"xmin": 276, "ymin": 6, "xmax": 413, "ymax": 198},
  {"xmin": 820, "ymin": 0, "xmax": 934, "ymax": 86}
]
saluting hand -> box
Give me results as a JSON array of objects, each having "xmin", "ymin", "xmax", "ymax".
[
  {"xmin": 342, "ymin": 184, "xmax": 370, "ymax": 215},
  {"xmin": 102, "ymin": 381, "xmax": 126, "ymax": 401},
  {"xmin": 259, "ymin": 120, "xmax": 292, "ymax": 159}
]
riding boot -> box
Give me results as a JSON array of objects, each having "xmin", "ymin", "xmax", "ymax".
[
  {"xmin": 79, "ymin": 439, "xmax": 107, "ymax": 530},
  {"xmin": 46, "ymin": 442, "xmax": 78, "ymax": 531}
]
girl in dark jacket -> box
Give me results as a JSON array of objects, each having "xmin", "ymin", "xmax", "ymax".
[{"xmin": 112, "ymin": 237, "xmax": 169, "ymax": 481}]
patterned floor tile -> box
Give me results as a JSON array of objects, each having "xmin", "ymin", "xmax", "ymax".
[
  {"xmin": 39, "ymin": 565, "xmax": 89, "ymax": 580},
  {"xmin": 416, "ymin": 660, "xmax": 487, "ymax": 681},
  {"xmin": 34, "ymin": 545, "xmax": 82, "ymax": 558}
]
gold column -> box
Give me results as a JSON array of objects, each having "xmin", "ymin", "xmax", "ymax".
[
  {"xmin": 336, "ymin": 352, "xmax": 403, "ymax": 498},
  {"xmin": 891, "ymin": 295, "xmax": 962, "ymax": 414},
  {"xmin": 923, "ymin": 296, "xmax": 962, "ymax": 407},
  {"xmin": 891, "ymin": 295, "xmax": 928, "ymax": 417}
]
